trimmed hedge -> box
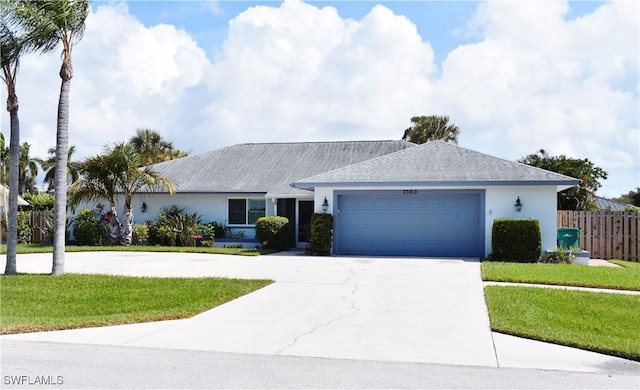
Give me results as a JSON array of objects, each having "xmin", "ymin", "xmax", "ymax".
[
  {"xmin": 255, "ymin": 216, "xmax": 290, "ymax": 250},
  {"xmin": 491, "ymin": 218, "xmax": 542, "ymax": 263},
  {"xmin": 310, "ymin": 213, "xmax": 333, "ymax": 255}
]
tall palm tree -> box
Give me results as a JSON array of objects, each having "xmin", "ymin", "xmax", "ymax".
[
  {"xmin": 129, "ymin": 128, "xmax": 187, "ymax": 166},
  {"xmin": 37, "ymin": 145, "xmax": 81, "ymax": 192},
  {"xmin": 1, "ymin": 15, "xmax": 26, "ymax": 275},
  {"xmin": 402, "ymin": 115, "xmax": 460, "ymax": 145},
  {"xmin": 70, "ymin": 142, "xmax": 176, "ymax": 244},
  {"xmin": 8, "ymin": 0, "xmax": 89, "ymax": 274},
  {"xmin": 18, "ymin": 142, "xmax": 38, "ymax": 194}
]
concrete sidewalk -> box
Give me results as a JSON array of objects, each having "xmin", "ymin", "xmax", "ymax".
[{"xmin": 1, "ymin": 251, "xmax": 639, "ymax": 376}]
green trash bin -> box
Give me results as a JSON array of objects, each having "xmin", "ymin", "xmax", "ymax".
[{"xmin": 557, "ymin": 227, "xmax": 580, "ymax": 249}]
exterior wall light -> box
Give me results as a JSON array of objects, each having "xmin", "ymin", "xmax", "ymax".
[
  {"xmin": 321, "ymin": 197, "xmax": 329, "ymax": 213},
  {"xmin": 141, "ymin": 201, "xmax": 147, "ymax": 213},
  {"xmin": 514, "ymin": 196, "xmax": 523, "ymax": 212}
]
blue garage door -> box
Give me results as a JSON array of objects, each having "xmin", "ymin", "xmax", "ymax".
[{"xmin": 336, "ymin": 191, "xmax": 483, "ymax": 257}]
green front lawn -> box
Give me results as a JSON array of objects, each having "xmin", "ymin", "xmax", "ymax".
[
  {"xmin": 481, "ymin": 261, "xmax": 640, "ymax": 291},
  {"xmin": 609, "ymin": 259, "xmax": 640, "ymax": 269},
  {"xmin": 1, "ymin": 244, "xmax": 274, "ymax": 256},
  {"xmin": 0, "ymin": 274, "xmax": 273, "ymax": 334},
  {"xmin": 485, "ymin": 286, "xmax": 640, "ymax": 361}
]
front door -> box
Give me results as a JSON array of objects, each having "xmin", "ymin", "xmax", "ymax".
[
  {"xmin": 277, "ymin": 198, "xmax": 296, "ymax": 247},
  {"xmin": 298, "ymin": 200, "xmax": 314, "ymax": 243}
]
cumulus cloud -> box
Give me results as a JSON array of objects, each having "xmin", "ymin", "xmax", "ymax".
[
  {"xmin": 8, "ymin": 2, "xmax": 210, "ymax": 161},
  {"xmin": 200, "ymin": 0, "xmax": 436, "ymax": 145},
  {"xmin": 436, "ymin": 0, "xmax": 638, "ymax": 195},
  {"xmin": 3, "ymin": 0, "xmax": 637, "ymax": 196}
]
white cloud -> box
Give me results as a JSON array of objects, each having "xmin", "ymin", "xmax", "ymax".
[
  {"xmin": 436, "ymin": 0, "xmax": 638, "ymax": 196},
  {"xmin": 3, "ymin": 0, "xmax": 637, "ymax": 197},
  {"xmin": 7, "ymin": 2, "xmax": 210, "ymax": 163},
  {"xmin": 200, "ymin": 0, "xmax": 436, "ymax": 144}
]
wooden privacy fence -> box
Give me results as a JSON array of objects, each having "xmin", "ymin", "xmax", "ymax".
[
  {"xmin": 29, "ymin": 210, "xmax": 53, "ymax": 244},
  {"xmin": 557, "ymin": 211, "xmax": 639, "ymax": 261}
]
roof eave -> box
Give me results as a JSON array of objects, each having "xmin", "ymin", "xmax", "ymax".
[{"xmin": 292, "ymin": 180, "xmax": 581, "ymax": 189}]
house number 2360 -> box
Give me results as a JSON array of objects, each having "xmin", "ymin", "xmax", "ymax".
[{"xmin": 403, "ymin": 190, "xmax": 418, "ymax": 195}]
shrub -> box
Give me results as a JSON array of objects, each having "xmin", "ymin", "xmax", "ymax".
[
  {"xmin": 198, "ymin": 221, "xmax": 225, "ymax": 241},
  {"xmin": 255, "ymin": 216, "xmax": 290, "ymax": 250},
  {"xmin": 132, "ymin": 223, "xmax": 149, "ymax": 245},
  {"xmin": 309, "ymin": 213, "xmax": 333, "ymax": 256},
  {"xmin": 17, "ymin": 211, "xmax": 32, "ymax": 244},
  {"xmin": 148, "ymin": 206, "xmax": 202, "ymax": 247},
  {"xmin": 541, "ymin": 247, "xmax": 576, "ymax": 264},
  {"xmin": 73, "ymin": 208, "xmax": 108, "ymax": 246},
  {"xmin": 491, "ymin": 218, "xmax": 541, "ymax": 263},
  {"xmin": 21, "ymin": 192, "xmax": 54, "ymax": 211}
]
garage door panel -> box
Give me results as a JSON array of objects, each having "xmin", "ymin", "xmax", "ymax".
[{"xmin": 337, "ymin": 192, "xmax": 482, "ymax": 257}]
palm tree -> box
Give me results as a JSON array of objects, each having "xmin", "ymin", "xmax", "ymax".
[
  {"xmin": 402, "ymin": 115, "xmax": 460, "ymax": 145},
  {"xmin": 129, "ymin": 128, "xmax": 187, "ymax": 166},
  {"xmin": 1, "ymin": 16, "xmax": 26, "ymax": 274},
  {"xmin": 18, "ymin": 142, "xmax": 38, "ymax": 194},
  {"xmin": 8, "ymin": 0, "xmax": 89, "ymax": 274},
  {"xmin": 70, "ymin": 142, "xmax": 176, "ymax": 244},
  {"xmin": 37, "ymin": 145, "xmax": 81, "ymax": 192}
]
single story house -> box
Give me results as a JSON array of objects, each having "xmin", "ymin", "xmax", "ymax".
[{"xmin": 134, "ymin": 140, "xmax": 578, "ymax": 257}]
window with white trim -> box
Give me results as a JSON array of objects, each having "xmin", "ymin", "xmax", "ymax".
[{"xmin": 228, "ymin": 198, "xmax": 266, "ymax": 225}]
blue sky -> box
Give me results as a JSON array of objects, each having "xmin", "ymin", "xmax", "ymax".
[
  {"xmin": 4, "ymin": 0, "xmax": 639, "ymax": 198},
  {"xmin": 123, "ymin": 1, "xmax": 605, "ymax": 66},
  {"xmin": 125, "ymin": 1, "xmax": 484, "ymax": 65}
]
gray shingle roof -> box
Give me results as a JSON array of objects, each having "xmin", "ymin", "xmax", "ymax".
[
  {"xmin": 292, "ymin": 141, "xmax": 579, "ymax": 188},
  {"xmin": 594, "ymin": 196, "xmax": 635, "ymax": 211},
  {"xmin": 149, "ymin": 141, "xmax": 415, "ymax": 196}
]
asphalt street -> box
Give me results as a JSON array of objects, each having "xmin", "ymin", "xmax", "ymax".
[{"xmin": 2, "ymin": 341, "xmax": 639, "ymax": 389}]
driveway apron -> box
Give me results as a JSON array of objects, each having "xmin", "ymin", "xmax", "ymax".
[{"xmin": 1, "ymin": 252, "xmax": 496, "ymax": 366}]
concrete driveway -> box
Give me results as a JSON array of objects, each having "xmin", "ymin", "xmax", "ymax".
[{"xmin": 2, "ymin": 251, "xmax": 638, "ymax": 374}]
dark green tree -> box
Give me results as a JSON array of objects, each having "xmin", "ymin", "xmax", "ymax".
[
  {"xmin": 519, "ymin": 149, "xmax": 608, "ymax": 210},
  {"xmin": 614, "ymin": 188, "xmax": 640, "ymax": 207},
  {"xmin": 402, "ymin": 115, "xmax": 459, "ymax": 145}
]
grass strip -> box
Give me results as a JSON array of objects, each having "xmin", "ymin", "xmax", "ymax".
[
  {"xmin": 0, "ymin": 274, "xmax": 272, "ymax": 334},
  {"xmin": 481, "ymin": 261, "xmax": 640, "ymax": 291},
  {"xmin": 1, "ymin": 244, "xmax": 275, "ymax": 256},
  {"xmin": 484, "ymin": 285, "xmax": 640, "ymax": 361},
  {"xmin": 609, "ymin": 259, "xmax": 640, "ymax": 269}
]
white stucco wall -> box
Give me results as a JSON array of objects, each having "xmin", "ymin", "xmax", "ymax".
[{"xmin": 484, "ymin": 186, "xmax": 559, "ymax": 256}]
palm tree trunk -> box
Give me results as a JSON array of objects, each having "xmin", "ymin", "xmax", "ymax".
[
  {"xmin": 4, "ymin": 89, "xmax": 19, "ymax": 275},
  {"xmin": 52, "ymin": 60, "xmax": 72, "ymax": 276},
  {"xmin": 121, "ymin": 199, "xmax": 133, "ymax": 245}
]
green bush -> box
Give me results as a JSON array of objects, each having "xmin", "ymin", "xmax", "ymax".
[
  {"xmin": 132, "ymin": 223, "xmax": 149, "ymax": 245},
  {"xmin": 148, "ymin": 206, "xmax": 202, "ymax": 247},
  {"xmin": 21, "ymin": 192, "xmax": 54, "ymax": 211},
  {"xmin": 73, "ymin": 208, "xmax": 108, "ymax": 246},
  {"xmin": 541, "ymin": 247, "xmax": 576, "ymax": 264},
  {"xmin": 310, "ymin": 213, "xmax": 333, "ymax": 256},
  {"xmin": 491, "ymin": 218, "xmax": 541, "ymax": 263},
  {"xmin": 255, "ymin": 216, "xmax": 290, "ymax": 250},
  {"xmin": 17, "ymin": 211, "xmax": 32, "ymax": 244},
  {"xmin": 197, "ymin": 221, "xmax": 225, "ymax": 241}
]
